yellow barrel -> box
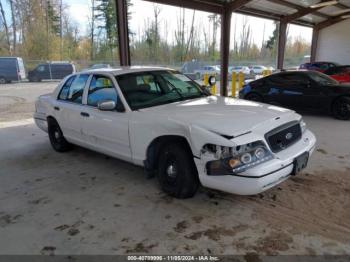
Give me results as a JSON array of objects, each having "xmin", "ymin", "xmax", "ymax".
[
  {"xmin": 238, "ymin": 72, "xmax": 244, "ymax": 90},
  {"xmin": 211, "ymin": 75, "xmax": 216, "ymax": 95},
  {"xmin": 231, "ymin": 72, "xmax": 237, "ymax": 97},
  {"xmin": 204, "ymin": 73, "xmax": 209, "ymax": 86}
]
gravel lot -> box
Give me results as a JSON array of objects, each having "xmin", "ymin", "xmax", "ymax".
[{"xmin": 0, "ymin": 81, "xmax": 349, "ymax": 255}]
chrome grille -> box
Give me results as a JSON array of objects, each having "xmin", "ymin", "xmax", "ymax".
[{"xmin": 265, "ymin": 121, "xmax": 302, "ymax": 153}]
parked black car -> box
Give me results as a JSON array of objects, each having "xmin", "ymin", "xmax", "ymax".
[
  {"xmin": 0, "ymin": 57, "xmax": 26, "ymax": 84},
  {"xmin": 28, "ymin": 62, "xmax": 75, "ymax": 82},
  {"xmin": 240, "ymin": 71, "xmax": 350, "ymax": 120}
]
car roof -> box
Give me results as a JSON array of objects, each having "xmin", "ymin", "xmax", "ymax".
[
  {"xmin": 80, "ymin": 66, "xmax": 175, "ymax": 76},
  {"xmin": 258, "ymin": 70, "xmax": 308, "ymax": 78},
  {"xmin": 331, "ymin": 65, "xmax": 350, "ymax": 68},
  {"xmin": 311, "ymin": 61, "xmax": 335, "ymax": 64}
]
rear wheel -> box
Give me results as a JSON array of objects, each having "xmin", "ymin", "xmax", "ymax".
[
  {"xmin": 332, "ymin": 97, "xmax": 350, "ymax": 120},
  {"xmin": 48, "ymin": 118, "xmax": 73, "ymax": 152},
  {"xmin": 157, "ymin": 143, "xmax": 199, "ymax": 199},
  {"xmin": 30, "ymin": 76, "xmax": 41, "ymax": 82},
  {"xmin": 245, "ymin": 92, "xmax": 263, "ymax": 102},
  {"xmin": 0, "ymin": 77, "xmax": 6, "ymax": 84}
]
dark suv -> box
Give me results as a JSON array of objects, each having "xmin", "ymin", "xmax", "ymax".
[
  {"xmin": 299, "ymin": 62, "xmax": 339, "ymax": 73},
  {"xmin": 28, "ymin": 62, "xmax": 75, "ymax": 82}
]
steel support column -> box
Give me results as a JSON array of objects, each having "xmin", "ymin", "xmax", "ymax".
[
  {"xmin": 220, "ymin": 8, "xmax": 232, "ymax": 96},
  {"xmin": 310, "ymin": 28, "xmax": 319, "ymax": 63},
  {"xmin": 115, "ymin": 0, "xmax": 131, "ymax": 66},
  {"xmin": 276, "ymin": 21, "xmax": 287, "ymax": 70}
]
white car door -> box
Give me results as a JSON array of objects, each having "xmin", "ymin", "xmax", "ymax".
[
  {"xmin": 80, "ymin": 74, "xmax": 132, "ymax": 162},
  {"xmin": 54, "ymin": 74, "xmax": 90, "ymax": 144}
]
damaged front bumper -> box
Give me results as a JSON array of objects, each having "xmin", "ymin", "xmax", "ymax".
[{"xmin": 194, "ymin": 129, "xmax": 316, "ymax": 195}]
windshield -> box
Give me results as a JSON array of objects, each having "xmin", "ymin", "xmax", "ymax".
[
  {"xmin": 116, "ymin": 70, "xmax": 206, "ymax": 110},
  {"xmin": 308, "ymin": 71, "xmax": 338, "ymax": 85}
]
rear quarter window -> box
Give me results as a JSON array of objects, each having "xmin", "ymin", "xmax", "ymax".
[
  {"xmin": 58, "ymin": 74, "xmax": 89, "ymax": 103},
  {"xmin": 58, "ymin": 76, "xmax": 76, "ymax": 100},
  {"xmin": 250, "ymin": 79, "xmax": 265, "ymax": 88}
]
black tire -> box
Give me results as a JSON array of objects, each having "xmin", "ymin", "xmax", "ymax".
[
  {"xmin": 0, "ymin": 77, "xmax": 6, "ymax": 84},
  {"xmin": 332, "ymin": 97, "xmax": 350, "ymax": 120},
  {"xmin": 48, "ymin": 118, "xmax": 73, "ymax": 152},
  {"xmin": 30, "ymin": 76, "xmax": 41, "ymax": 82},
  {"xmin": 245, "ymin": 92, "xmax": 263, "ymax": 102},
  {"xmin": 157, "ymin": 143, "xmax": 199, "ymax": 199}
]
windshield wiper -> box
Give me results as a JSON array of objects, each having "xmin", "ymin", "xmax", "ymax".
[
  {"xmin": 163, "ymin": 78, "xmax": 184, "ymax": 99},
  {"xmin": 182, "ymin": 94, "xmax": 205, "ymax": 100}
]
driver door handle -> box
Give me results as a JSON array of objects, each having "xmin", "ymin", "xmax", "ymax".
[{"xmin": 81, "ymin": 112, "xmax": 90, "ymax": 117}]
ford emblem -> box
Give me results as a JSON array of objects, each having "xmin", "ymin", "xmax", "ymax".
[{"xmin": 285, "ymin": 132, "xmax": 293, "ymax": 140}]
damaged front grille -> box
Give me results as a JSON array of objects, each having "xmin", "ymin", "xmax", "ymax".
[{"xmin": 265, "ymin": 121, "xmax": 302, "ymax": 153}]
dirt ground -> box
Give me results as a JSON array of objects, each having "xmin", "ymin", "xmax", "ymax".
[{"xmin": 0, "ymin": 81, "xmax": 349, "ymax": 255}]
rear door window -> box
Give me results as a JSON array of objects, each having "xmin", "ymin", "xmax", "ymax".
[{"xmin": 59, "ymin": 74, "xmax": 89, "ymax": 103}]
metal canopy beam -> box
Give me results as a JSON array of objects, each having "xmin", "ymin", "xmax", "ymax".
[
  {"xmin": 143, "ymin": 0, "xmax": 223, "ymax": 14},
  {"xmin": 276, "ymin": 21, "xmax": 287, "ymax": 69},
  {"xmin": 115, "ymin": 0, "xmax": 131, "ymax": 66},
  {"xmin": 315, "ymin": 12, "xmax": 350, "ymax": 30},
  {"xmin": 336, "ymin": 2, "xmax": 350, "ymax": 9},
  {"xmin": 238, "ymin": 6, "xmax": 314, "ymax": 27},
  {"xmin": 265, "ymin": 0, "xmax": 330, "ymax": 19},
  {"xmin": 310, "ymin": 28, "xmax": 319, "ymax": 62},
  {"xmin": 228, "ymin": 0, "xmax": 253, "ymax": 10},
  {"xmin": 220, "ymin": 0, "xmax": 253, "ymax": 96},
  {"xmin": 282, "ymin": 4, "xmax": 325, "ymax": 24},
  {"xmin": 220, "ymin": 8, "xmax": 232, "ymax": 97}
]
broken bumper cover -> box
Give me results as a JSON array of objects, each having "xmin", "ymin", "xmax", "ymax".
[{"xmin": 194, "ymin": 129, "xmax": 316, "ymax": 195}]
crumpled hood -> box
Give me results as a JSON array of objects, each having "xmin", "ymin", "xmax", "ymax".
[{"xmin": 140, "ymin": 96, "xmax": 298, "ymax": 136}]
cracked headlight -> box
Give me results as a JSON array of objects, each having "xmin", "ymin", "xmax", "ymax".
[
  {"xmin": 203, "ymin": 141, "xmax": 274, "ymax": 175},
  {"xmin": 300, "ymin": 119, "xmax": 307, "ymax": 133}
]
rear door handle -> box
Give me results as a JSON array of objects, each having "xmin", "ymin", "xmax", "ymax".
[
  {"xmin": 54, "ymin": 106, "xmax": 60, "ymax": 111},
  {"xmin": 80, "ymin": 112, "xmax": 90, "ymax": 117}
]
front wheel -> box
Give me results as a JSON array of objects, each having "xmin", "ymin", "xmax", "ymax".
[
  {"xmin": 157, "ymin": 143, "xmax": 199, "ymax": 199},
  {"xmin": 0, "ymin": 77, "xmax": 6, "ymax": 84},
  {"xmin": 48, "ymin": 119, "xmax": 73, "ymax": 152},
  {"xmin": 332, "ymin": 97, "xmax": 350, "ymax": 120},
  {"xmin": 245, "ymin": 92, "xmax": 263, "ymax": 102}
]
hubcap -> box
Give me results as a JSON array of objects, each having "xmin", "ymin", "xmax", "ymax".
[
  {"xmin": 339, "ymin": 102, "xmax": 350, "ymax": 116},
  {"xmin": 166, "ymin": 164, "xmax": 177, "ymax": 178}
]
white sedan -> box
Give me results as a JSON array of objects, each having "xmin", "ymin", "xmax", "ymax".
[
  {"xmin": 34, "ymin": 67, "xmax": 316, "ymax": 198},
  {"xmin": 230, "ymin": 66, "xmax": 251, "ymax": 75},
  {"xmin": 250, "ymin": 65, "xmax": 268, "ymax": 74}
]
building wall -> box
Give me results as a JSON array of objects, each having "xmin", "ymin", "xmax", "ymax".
[{"xmin": 316, "ymin": 19, "xmax": 350, "ymax": 64}]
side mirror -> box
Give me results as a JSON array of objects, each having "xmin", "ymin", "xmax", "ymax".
[
  {"xmin": 208, "ymin": 75, "xmax": 216, "ymax": 86},
  {"xmin": 98, "ymin": 100, "xmax": 116, "ymax": 111}
]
